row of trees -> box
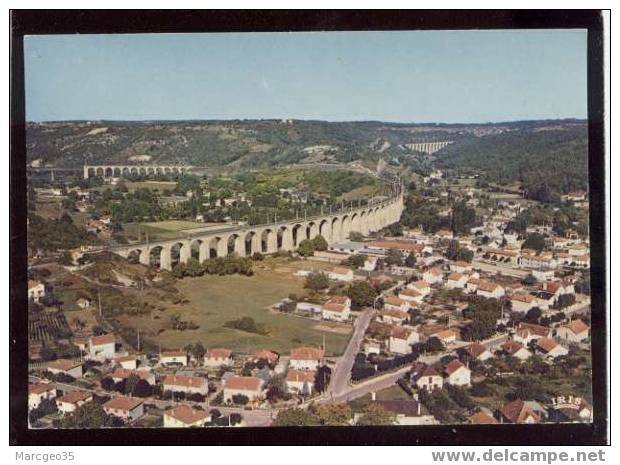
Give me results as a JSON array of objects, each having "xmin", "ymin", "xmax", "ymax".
[
  {"xmin": 171, "ymin": 256, "xmax": 254, "ymax": 279},
  {"xmin": 273, "ymin": 403, "xmax": 396, "ymax": 426}
]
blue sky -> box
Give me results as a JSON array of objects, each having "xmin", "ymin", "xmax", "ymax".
[{"xmin": 24, "ymin": 30, "xmax": 588, "ymax": 123}]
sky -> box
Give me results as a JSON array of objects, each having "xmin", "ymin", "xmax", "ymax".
[{"xmin": 24, "ymin": 30, "xmax": 588, "ymax": 124}]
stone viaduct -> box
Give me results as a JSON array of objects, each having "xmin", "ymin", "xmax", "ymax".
[
  {"xmin": 404, "ymin": 141, "xmax": 453, "ymax": 155},
  {"xmin": 110, "ymin": 193, "xmax": 405, "ymax": 271},
  {"xmin": 83, "ymin": 165, "xmax": 192, "ymax": 179}
]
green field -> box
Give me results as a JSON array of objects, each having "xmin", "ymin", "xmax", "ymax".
[
  {"xmin": 123, "ymin": 220, "xmax": 213, "ymax": 240},
  {"xmin": 125, "ymin": 181, "xmax": 178, "ymax": 192},
  {"xmin": 119, "ymin": 260, "xmax": 350, "ymax": 356}
]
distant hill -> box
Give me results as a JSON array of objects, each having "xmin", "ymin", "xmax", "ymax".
[
  {"xmin": 26, "ymin": 119, "xmax": 588, "ymax": 180},
  {"xmin": 434, "ymin": 122, "xmax": 589, "ymax": 196}
]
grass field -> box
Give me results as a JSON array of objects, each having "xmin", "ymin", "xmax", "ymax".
[
  {"xmin": 118, "ymin": 259, "xmax": 350, "ymax": 356},
  {"xmin": 125, "ymin": 181, "xmax": 177, "ymax": 192},
  {"xmin": 123, "ymin": 220, "xmax": 212, "ymax": 240}
]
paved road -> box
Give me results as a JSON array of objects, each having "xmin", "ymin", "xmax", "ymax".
[
  {"xmin": 330, "ymin": 365, "xmax": 411, "ymax": 403},
  {"xmin": 472, "ymin": 260, "xmax": 529, "ymax": 278},
  {"xmin": 326, "ymin": 307, "xmax": 375, "ymax": 397}
]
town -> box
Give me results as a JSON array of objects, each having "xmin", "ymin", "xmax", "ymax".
[{"xmin": 27, "ymin": 137, "xmax": 592, "ymax": 428}]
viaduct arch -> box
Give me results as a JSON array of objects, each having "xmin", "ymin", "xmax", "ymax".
[{"xmin": 83, "ymin": 165, "xmax": 192, "ymax": 179}]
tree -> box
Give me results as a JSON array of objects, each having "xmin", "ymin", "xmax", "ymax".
[
  {"xmin": 297, "ymin": 239, "xmax": 316, "ymax": 257},
  {"xmin": 451, "ymin": 201, "xmax": 477, "ymax": 235},
  {"xmin": 461, "ymin": 297, "xmax": 502, "ymax": 341},
  {"xmin": 343, "ymin": 254, "xmax": 367, "ymax": 269},
  {"xmin": 304, "ymin": 271, "xmax": 329, "ymax": 292},
  {"xmin": 346, "ymin": 281, "xmax": 378, "ymax": 310},
  {"xmin": 232, "ymin": 394, "xmax": 249, "ymax": 405},
  {"xmin": 525, "ymin": 307, "xmax": 543, "ymax": 323},
  {"xmin": 349, "ymin": 231, "xmax": 364, "ymax": 242},
  {"xmin": 311, "ymin": 235, "xmax": 328, "ymax": 251},
  {"xmin": 316, "ymin": 404, "xmax": 352, "ymax": 426},
  {"xmin": 385, "ymin": 248, "xmax": 404, "ymax": 266},
  {"xmin": 445, "ymin": 239, "xmax": 460, "ymax": 261},
  {"xmin": 132, "ymin": 379, "xmax": 153, "ymax": 398},
  {"xmin": 356, "ymin": 403, "xmax": 395, "ymax": 425},
  {"xmin": 59, "ymin": 401, "xmax": 113, "ymax": 428},
  {"xmin": 424, "ymin": 337, "xmax": 445, "ymax": 353},
  {"xmin": 314, "ymin": 365, "xmax": 332, "ymax": 394},
  {"xmin": 100, "ymin": 377, "xmax": 115, "ymax": 391},
  {"xmin": 124, "ymin": 374, "xmax": 140, "ymax": 396},
  {"xmin": 404, "ymin": 252, "xmax": 417, "ymax": 268},
  {"xmin": 273, "ymin": 408, "xmax": 320, "ymax": 426},
  {"xmin": 522, "ymin": 233, "xmax": 546, "ymax": 253}
]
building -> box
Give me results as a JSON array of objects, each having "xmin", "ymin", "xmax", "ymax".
[
  {"xmin": 163, "ymin": 375, "xmax": 209, "ymax": 395},
  {"xmin": 412, "ymin": 364, "xmax": 443, "ymax": 391},
  {"xmin": 446, "ymin": 272, "xmax": 468, "ymax": 289},
  {"xmin": 510, "ymin": 293, "xmax": 537, "ymax": 314},
  {"xmin": 103, "ymin": 396, "xmax": 144, "ymax": 422},
  {"xmin": 409, "ymin": 280, "xmax": 432, "ymax": 296},
  {"xmin": 56, "ymin": 390, "xmax": 92, "ymax": 415},
  {"xmin": 111, "ymin": 368, "xmax": 156, "ymax": 385},
  {"xmin": 379, "ymin": 308, "xmax": 409, "ymax": 325},
  {"xmin": 364, "ymin": 400, "xmax": 438, "ymax": 425},
  {"xmin": 450, "ymin": 261, "xmax": 472, "ymax": 274},
  {"xmin": 468, "ymin": 410, "xmax": 498, "ymax": 425},
  {"xmin": 28, "ymin": 280, "xmax": 46, "ymax": 303},
  {"xmin": 88, "ymin": 334, "xmax": 116, "ymax": 361},
  {"xmin": 328, "ymin": 266, "xmax": 355, "ymax": 282},
  {"xmin": 289, "ymin": 347, "xmax": 325, "ymax": 371},
  {"xmin": 444, "ymin": 359, "xmax": 471, "ymax": 387},
  {"xmin": 501, "ymin": 340, "xmax": 532, "ymax": 361},
  {"xmin": 163, "ymin": 405, "xmax": 211, "ymax": 428},
  {"xmin": 28, "ymin": 383, "xmax": 57, "ymax": 410},
  {"xmin": 76, "ymin": 297, "xmax": 91, "ymax": 309},
  {"xmin": 113, "ymin": 355, "xmax": 140, "ymax": 370},
  {"xmin": 398, "ymin": 287, "xmax": 424, "ymax": 304},
  {"xmin": 477, "ymin": 281, "xmax": 505, "ymax": 299},
  {"xmin": 513, "ymin": 322, "xmax": 551, "ymax": 345},
  {"xmin": 535, "ymin": 337, "xmax": 569, "ymax": 360},
  {"xmin": 422, "ymin": 268, "xmax": 443, "ymax": 284},
  {"xmin": 556, "ymin": 319, "xmax": 590, "ymax": 343},
  {"xmin": 431, "ymin": 328, "xmax": 458, "ymax": 345},
  {"xmin": 500, "ymin": 400, "xmax": 544, "ymax": 424},
  {"xmin": 321, "ymin": 296, "xmax": 351, "ymax": 322},
  {"xmin": 462, "ymin": 342, "xmax": 494, "ymax": 362},
  {"xmin": 47, "ymin": 359, "xmax": 83, "ymax": 379},
  {"xmin": 223, "ymin": 376, "xmax": 264, "ymax": 403},
  {"xmin": 252, "ymin": 350, "xmax": 280, "ymax": 365},
  {"xmin": 160, "ymin": 351, "xmax": 188, "ymax": 366},
  {"xmin": 388, "ymin": 326, "xmax": 419, "ymax": 355},
  {"xmin": 285, "ymin": 370, "xmax": 316, "ymax": 395},
  {"xmin": 204, "ymin": 348, "xmax": 233, "ymax": 368},
  {"xmin": 383, "ymin": 296, "xmax": 410, "ymax": 313}
]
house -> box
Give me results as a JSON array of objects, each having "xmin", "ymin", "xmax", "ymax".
[
  {"xmin": 450, "ymin": 261, "xmax": 472, "ymax": 273},
  {"xmin": 519, "ymin": 253, "xmax": 557, "ymax": 270},
  {"xmin": 364, "ymin": 400, "xmax": 438, "ymax": 425},
  {"xmin": 363, "ymin": 340, "xmax": 382, "ymax": 356},
  {"xmin": 500, "ymin": 400, "xmax": 545, "ymax": 424},
  {"xmin": 465, "ymin": 277, "xmax": 482, "ymax": 293},
  {"xmin": 321, "ymin": 296, "xmax": 351, "ymax": 322},
  {"xmin": 204, "ymin": 348, "xmax": 233, "ymax": 368},
  {"xmin": 422, "ymin": 267, "xmax": 443, "ymax": 284},
  {"xmin": 28, "ymin": 280, "xmax": 46, "ymax": 303},
  {"xmin": 513, "ymin": 322, "xmax": 551, "ymax": 345},
  {"xmin": 501, "ymin": 340, "xmax": 532, "ymax": 361},
  {"xmin": 47, "ymin": 359, "xmax": 83, "ymax": 379},
  {"xmin": 446, "ymin": 272, "xmax": 468, "ymax": 289},
  {"xmin": 160, "ymin": 351, "xmax": 188, "ymax": 366},
  {"xmin": 556, "ymin": 319, "xmax": 590, "ymax": 343},
  {"xmin": 103, "ymin": 396, "xmax": 144, "ymax": 422},
  {"xmin": 76, "ymin": 297, "xmax": 91, "ymax": 309},
  {"xmin": 285, "ymin": 370, "xmax": 316, "ymax": 395},
  {"xmin": 368, "ymin": 274, "xmax": 393, "ymax": 288},
  {"xmin": 88, "ymin": 334, "xmax": 116, "ymax": 361},
  {"xmin": 379, "ymin": 308, "xmax": 409, "ymax": 325},
  {"xmin": 412, "ymin": 364, "xmax": 443, "ymax": 391},
  {"xmin": 111, "ymin": 368, "xmax": 156, "ymax": 385},
  {"xmin": 113, "ymin": 355, "xmax": 140, "ymax": 370},
  {"xmin": 163, "ymin": 405, "xmax": 211, "ymax": 428},
  {"xmin": 468, "ymin": 410, "xmax": 498, "ymax": 425},
  {"xmin": 388, "ymin": 326, "xmax": 419, "ymax": 355},
  {"xmin": 28, "ymin": 383, "xmax": 57, "ymax": 410},
  {"xmin": 252, "ymin": 350, "xmax": 280, "ymax": 365},
  {"xmin": 510, "ymin": 293, "xmax": 537, "ymax": 314},
  {"xmin": 223, "ymin": 376, "xmax": 264, "ymax": 403},
  {"xmin": 383, "ymin": 296, "xmax": 410, "ymax": 313},
  {"xmin": 408, "ymin": 280, "xmax": 431, "ymax": 296},
  {"xmin": 163, "ymin": 375, "xmax": 209, "ymax": 395},
  {"xmin": 328, "ymin": 266, "xmax": 355, "ymax": 282},
  {"xmin": 56, "ymin": 390, "xmax": 93, "ymax": 415},
  {"xmin": 367, "ymin": 240, "xmax": 426, "ymax": 256},
  {"xmin": 431, "ymin": 328, "xmax": 458, "ymax": 345},
  {"xmin": 535, "ymin": 337, "xmax": 569, "ymax": 360},
  {"xmin": 477, "ymin": 281, "xmax": 505, "ymax": 299},
  {"xmin": 444, "ymin": 359, "xmax": 471, "ymax": 387},
  {"xmin": 462, "ymin": 342, "xmax": 493, "ymax": 362},
  {"xmin": 398, "ymin": 287, "xmax": 423, "ymax": 304},
  {"xmin": 290, "ymin": 347, "xmax": 325, "ymax": 371}
]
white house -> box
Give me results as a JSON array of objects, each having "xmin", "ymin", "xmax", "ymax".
[
  {"xmin": 422, "ymin": 268, "xmax": 443, "ymax": 284},
  {"xmin": 321, "ymin": 295, "xmax": 351, "ymax": 322},
  {"xmin": 28, "ymin": 280, "xmax": 46, "ymax": 303},
  {"xmin": 103, "ymin": 396, "xmax": 144, "ymax": 422},
  {"xmin": 513, "ymin": 323, "xmax": 551, "ymax": 345},
  {"xmin": 56, "ymin": 390, "xmax": 92, "ymax": 415},
  {"xmin": 76, "ymin": 297, "xmax": 91, "ymax": 309},
  {"xmin": 28, "ymin": 383, "xmax": 57, "ymax": 410},
  {"xmin": 285, "ymin": 370, "xmax": 316, "ymax": 395},
  {"xmin": 510, "ymin": 293, "xmax": 537, "ymax": 314},
  {"xmin": 408, "ymin": 280, "xmax": 431, "ymax": 296},
  {"xmin": 388, "ymin": 326, "xmax": 419, "ymax": 355},
  {"xmin": 379, "ymin": 308, "xmax": 409, "ymax": 325},
  {"xmin": 289, "ymin": 347, "xmax": 324, "ymax": 371},
  {"xmin": 163, "ymin": 405, "xmax": 211, "ymax": 428},
  {"xmin": 383, "ymin": 296, "xmax": 410, "ymax": 313},
  {"xmin": 163, "ymin": 375, "xmax": 209, "ymax": 395},
  {"xmin": 463, "ymin": 342, "xmax": 494, "ymax": 362},
  {"xmin": 477, "ymin": 281, "xmax": 505, "ymax": 299},
  {"xmin": 556, "ymin": 319, "xmax": 590, "ymax": 343},
  {"xmin": 204, "ymin": 348, "xmax": 233, "ymax": 368},
  {"xmin": 113, "ymin": 355, "xmax": 140, "ymax": 370},
  {"xmin": 413, "ymin": 365, "xmax": 443, "ymax": 391},
  {"xmin": 328, "ymin": 266, "xmax": 355, "ymax": 282},
  {"xmin": 111, "ymin": 368, "xmax": 156, "ymax": 385},
  {"xmin": 450, "ymin": 261, "xmax": 472, "ymax": 273},
  {"xmin": 398, "ymin": 287, "xmax": 424, "ymax": 304},
  {"xmin": 444, "ymin": 359, "xmax": 471, "ymax": 387},
  {"xmin": 47, "ymin": 359, "xmax": 83, "ymax": 379},
  {"xmin": 446, "ymin": 272, "xmax": 468, "ymax": 289},
  {"xmin": 501, "ymin": 340, "xmax": 532, "ymax": 361},
  {"xmin": 535, "ymin": 337, "xmax": 569, "ymax": 360},
  {"xmin": 88, "ymin": 334, "xmax": 116, "ymax": 361},
  {"xmin": 362, "ymin": 400, "xmax": 438, "ymax": 426},
  {"xmin": 223, "ymin": 376, "xmax": 264, "ymax": 403}
]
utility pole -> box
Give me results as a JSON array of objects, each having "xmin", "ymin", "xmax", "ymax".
[{"xmin": 98, "ymin": 289, "xmax": 102, "ymax": 318}]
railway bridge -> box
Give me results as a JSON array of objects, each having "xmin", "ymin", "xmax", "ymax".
[
  {"xmin": 110, "ymin": 193, "xmax": 405, "ymax": 270},
  {"xmin": 83, "ymin": 165, "xmax": 192, "ymax": 179}
]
